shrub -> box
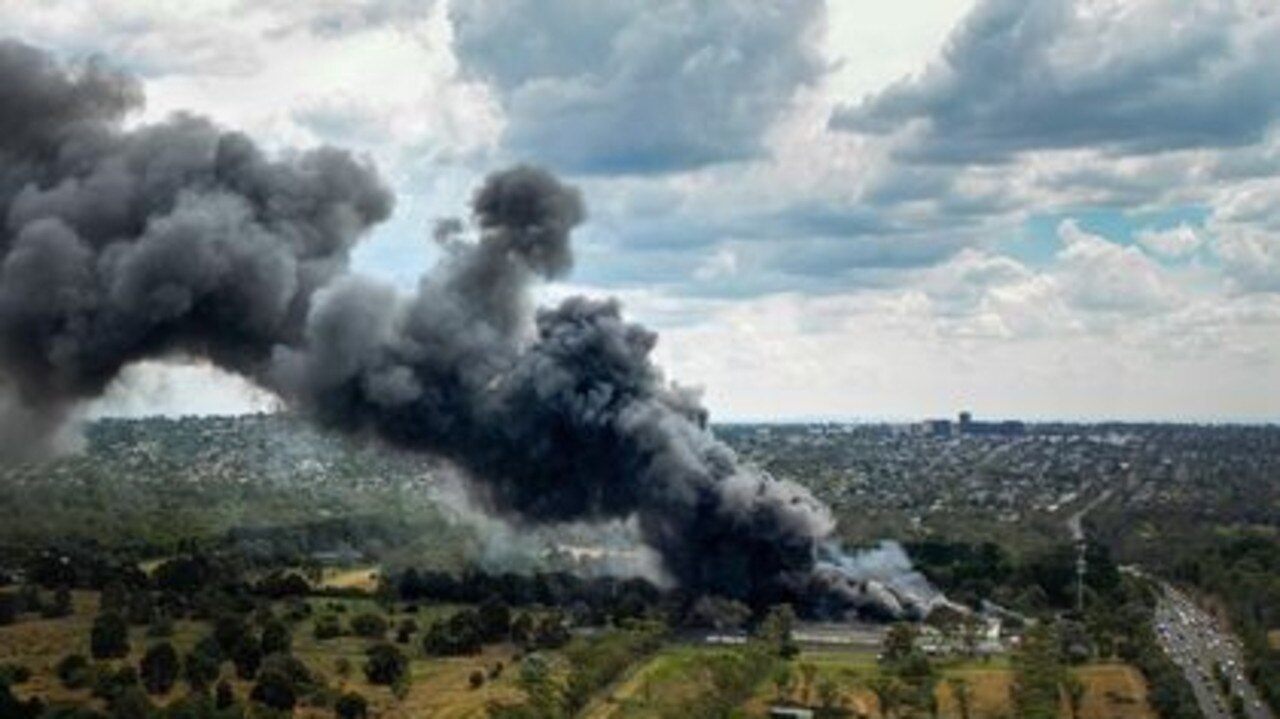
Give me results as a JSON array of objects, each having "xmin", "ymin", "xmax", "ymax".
[
  {"xmin": 92, "ymin": 665, "xmax": 138, "ymax": 703},
  {"xmin": 250, "ymin": 669, "xmax": 297, "ymax": 712},
  {"xmin": 0, "ymin": 663, "xmax": 31, "ymax": 684},
  {"xmin": 363, "ymin": 643, "xmax": 408, "ymax": 686},
  {"xmin": 335, "ymin": 691, "xmax": 369, "ymax": 719},
  {"xmin": 215, "ymin": 679, "xmax": 235, "ymax": 710},
  {"xmin": 109, "ymin": 686, "xmax": 153, "ymax": 719},
  {"xmin": 90, "ymin": 612, "xmax": 130, "ymax": 659},
  {"xmin": 183, "ymin": 644, "xmax": 221, "ymax": 692},
  {"xmin": 314, "ymin": 613, "xmax": 343, "ymax": 640},
  {"xmin": 41, "ymin": 587, "xmax": 73, "ymax": 619},
  {"xmin": 261, "ymin": 618, "xmax": 292, "ymax": 655},
  {"xmin": 56, "ymin": 654, "xmax": 91, "ymax": 690},
  {"xmin": 140, "ymin": 642, "xmax": 180, "ymax": 695},
  {"xmin": 350, "ymin": 612, "xmax": 389, "ymax": 639},
  {"xmin": 232, "ymin": 635, "xmax": 263, "ymax": 680},
  {"xmin": 422, "ymin": 610, "xmax": 484, "ymax": 656}
]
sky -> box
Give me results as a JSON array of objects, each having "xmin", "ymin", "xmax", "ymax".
[{"xmin": 7, "ymin": 0, "xmax": 1280, "ymax": 422}]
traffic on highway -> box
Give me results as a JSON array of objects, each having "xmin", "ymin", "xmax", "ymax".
[{"xmin": 1155, "ymin": 583, "xmax": 1273, "ymax": 719}]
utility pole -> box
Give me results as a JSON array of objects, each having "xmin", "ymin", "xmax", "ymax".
[{"xmin": 1075, "ymin": 540, "xmax": 1087, "ymax": 613}]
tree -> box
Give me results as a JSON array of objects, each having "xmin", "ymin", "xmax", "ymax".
[
  {"xmin": 231, "ymin": 635, "xmax": 263, "ymax": 680},
  {"xmin": 183, "ymin": 644, "xmax": 221, "ymax": 692},
  {"xmin": 816, "ymin": 678, "xmax": 841, "ymax": 717},
  {"xmin": 0, "ymin": 664, "xmax": 31, "ymax": 685},
  {"xmin": 261, "ymin": 618, "xmax": 292, "ymax": 655},
  {"xmin": 947, "ymin": 677, "xmax": 973, "ymax": 719},
  {"xmin": 125, "ymin": 590, "xmax": 154, "ymax": 625},
  {"xmin": 109, "ymin": 686, "xmax": 153, "ymax": 719},
  {"xmin": 797, "ymin": 662, "xmax": 818, "ymax": 704},
  {"xmin": 314, "ymin": 613, "xmax": 344, "ymax": 640},
  {"xmin": 56, "ymin": 654, "xmax": 92, "ymax": 690},
  {"xmin": 350, "ymin": 612, "xmax": 389, "ymax": 639},
  {"xmin": 140, "ymin": 642, "xmax": 180, "ymax": 695},
  {"xmin": 261, "ymin": 652, "xmax": 313, "ymax": 688},
  {"xmin": 99, "ymin": 582, "xmax": 128, "ymax": 616},
  {"xmin": 772, "ymin": 665, "xmax": 793, "ymax": 701},
  {"xmin": 43, "ymin": 586, "xmax": 73, "ymax": 618},
  {"xmin": 516, "ymin": 654, "xmax": 561, "ymax": 716},
  {"xmin": 335, "ymin": 691, "xmax": 368, "ymax": 719},
  {"xmin": 145, "ymin": 613, "xmax": 173, "ymax": 638},
  {"xmin": 1063, "ymin": 673, "xmax": 1086, "ymax": 719},
  {"xmin": 882, "ymin": 623, "xmax": 918, "ymax": 664},
  {"xmin": 183, "ymin": 634, "xmax": 222, "ymax": 690},
  {"xmin": 91, "ymin": 612, "xmax": 130, "ymax": 659},
  {"xmin": 93, "ymin": 665, "xmax": 138, "ymax": 704},
  {"xmin": 478, "ymin": 596, "xmax": 511, "ymax": 641},
  {"xmin": 214, "ymin": 679, "xmax": 235, "ymax": 710},
  {"xmin": 250, "ymin": 668, "xmax": 297, "ymax": 712},
  {"xmin": 756, "ymin": 604, "xmax": 798, "ymax": 658},
  {"xmin": 396, "ymin": 618, "xmax": 418, "ymax": 644},
  {"xmin": 423, "ymin": 611, "xmax": 485, "ymax": 656},
  {"xmin": 364, "ymin": 643, "xmax": 408, "ymax": 686},
  {"xmin": 1011, "ymin": 623, "xmax": 1066, "ymax": 719},
  {"xmin": 868, "ymin": 675, "xmax": 904, "ymax": 719},
  {"xmin": 0, "ymin": 678, "xmax": 42, "ymax": 719},
  {"xmin": 510, "ymin": 612, "xmax": 535, "ymax": 646},
  {"xmin": 533, "ymin": 612, "xmax": 570, "ymax": 650},
  {"xmin": 213, "ymin": 614, "xmax": 249, "ymax": 655},
  {"xmin": 0, "ymin": 592, "xmax": 17, "ymax": 626}
]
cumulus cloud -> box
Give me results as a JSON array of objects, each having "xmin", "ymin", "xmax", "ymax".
[
  {"xmin": 254, "ymin": 0, "xmax": 437, "ymax": 38},
  {"xmin": 1055, "ymin": 220, "xmax": 1179, "ymax": 313},
  {"xmin": 1214, "ymin": 231, "xmax": 1280, "ymax": 294},
  {"xmin": 918, "ymin": 249, "xmax": 1073, "ymax": 340},
  {"xmin": 831, "ymin": 0, "xmax": 1280, "ymax": 163},
  {"xmin": 1136, "ymin": 223, "xmax": 1203, "ymax": 259},
  {"xmin": 450, "ymin": 0, "xmax": 827, "ymax": 174},
  {"xmin": 1207, "ymin": 178, "xmax": 1280, "ymax": 293}
]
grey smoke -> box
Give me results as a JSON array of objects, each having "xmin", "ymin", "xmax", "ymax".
[
  {"xmin": 0, "ymin": 39, "xmax": 937, "ymax": 619},
  {"xmin": 427, "ymin": 468, "xmax": 672, "ymax": 586},
  {"xmin": 0, "ymin": 39, "xmax": 391, "ymax": 457}
]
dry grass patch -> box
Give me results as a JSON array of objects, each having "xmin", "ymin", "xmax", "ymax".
[{"xmin": 317, "ymin": 566, "xmax": 382, "ymax": 593}]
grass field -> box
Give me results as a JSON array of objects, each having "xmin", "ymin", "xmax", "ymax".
[
  {"xmin": 0, "ymin": 590, "xmax": 522, "ymax": 718},
  {"xmin": 580, "ymin": 645, "xmax": 746, "ymax": 719},
  {"xmin": 585, "ymin": 645, "xmax": 1157, "ymax": 719},
  {"xmin": 1, "ymin": 593, "xmax": 1159, "ymax": 719}
]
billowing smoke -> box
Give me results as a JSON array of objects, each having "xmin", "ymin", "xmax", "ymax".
[
  {"xmin": 0, "ymin": 39, "xmax": 391, "ymax": 458},
  {"xmin": 0, "ymin": 40, "xmax": 935, "ymax": 619}
]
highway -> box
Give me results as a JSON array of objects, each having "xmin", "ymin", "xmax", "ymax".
[{"xmin": 1154, "ymin": 583, "xmax": 1273, "ymax": 719}]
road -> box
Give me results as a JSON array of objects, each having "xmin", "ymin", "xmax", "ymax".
[
  {"xmin": 1066, "ymin": 486, "xmax": 1112, "ymax": 543},
  {"xmin": 1077, "ymin": 495, "xmax": 1271, "ymax": 719},
  {"xmin": 1154, "ymin": 583, "xmax": 1273, "ymax": 719}
]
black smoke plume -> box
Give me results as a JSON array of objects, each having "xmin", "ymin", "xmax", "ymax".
[
  {"xmin": 0, "ymin": 40, "xmax": 939, "ymax": 618},
  {"xmin": 0, "ymin": 39, "xmax": 392, "ymax": 458}
]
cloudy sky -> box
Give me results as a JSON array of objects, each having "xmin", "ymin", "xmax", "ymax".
[{"xmin": 9, "ymin": 0, "xmax": 1280, "ymax": 421}]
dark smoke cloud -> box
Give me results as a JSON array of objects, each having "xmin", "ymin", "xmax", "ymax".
[
  {"xmin": 0, "ymin": 39, "xmax": 391, "ymax": 457},
  {"xmin": 0, "ymin": 39, "xmax": 935, "ymax": 618}
]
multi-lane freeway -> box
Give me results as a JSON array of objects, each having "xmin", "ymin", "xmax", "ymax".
[{"xmin": 1155, "ymin": 583, "xmax": 1273, "ymax": 719}]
